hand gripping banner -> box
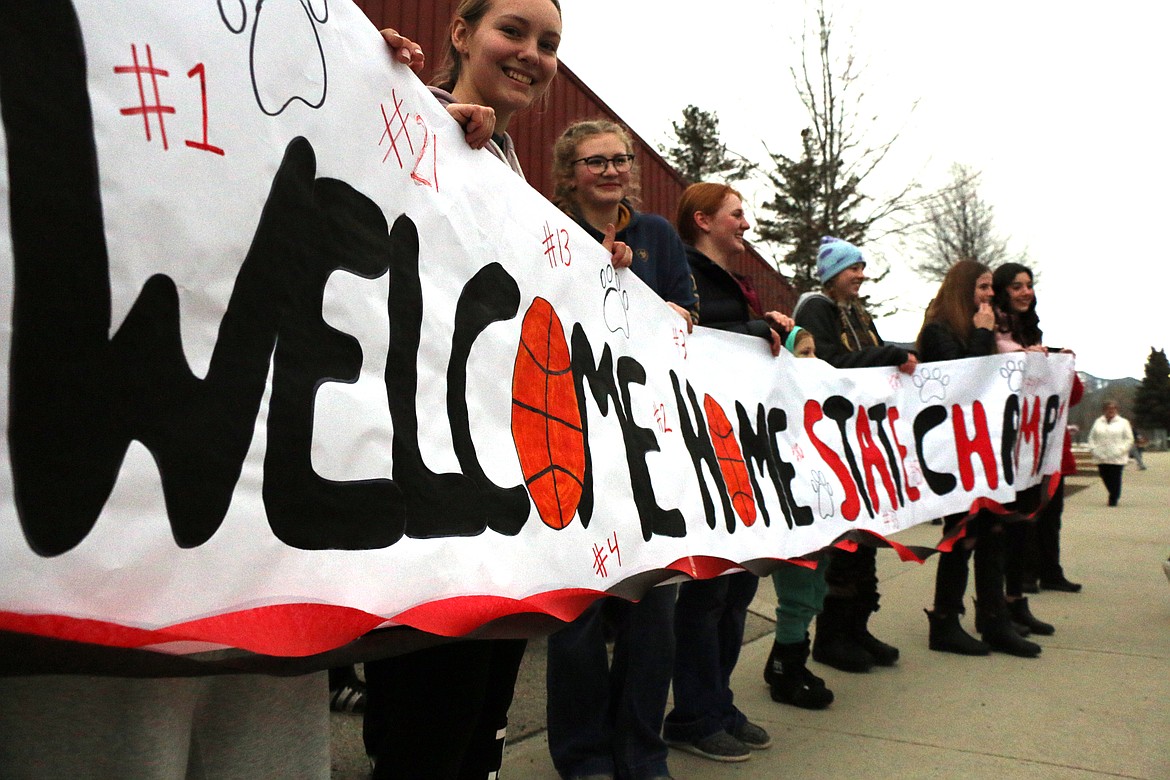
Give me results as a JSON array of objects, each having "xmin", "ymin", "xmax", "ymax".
[{"xmin": 0, "ymin": 0, "xmax": 1074, "ymax": 672}]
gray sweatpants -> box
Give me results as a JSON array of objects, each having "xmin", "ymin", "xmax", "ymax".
[{"xmin": 0, "ymin": 672, "xmax": 329, "ymax": 779}]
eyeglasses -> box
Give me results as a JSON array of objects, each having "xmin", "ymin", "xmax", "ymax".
[{"xmin": 571, "ymin": 154, "xmax": 635, "ymax": 175}]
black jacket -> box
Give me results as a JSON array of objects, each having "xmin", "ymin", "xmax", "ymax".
[
  {"xmin": 917, "ymin": 322, "xmax": 995, "ymax": 363},
  {"xmin": 793, "ymin": 292, "xmax": 909, "ymax": 369},
  {"xmin": 686, "ymin": 245, "xmax": 772, "ymax": 341}
]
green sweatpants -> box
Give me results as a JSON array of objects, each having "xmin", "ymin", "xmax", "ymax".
[{"xmin": 771, "ymin": 558, "xmax": 828, "ymax": 644}]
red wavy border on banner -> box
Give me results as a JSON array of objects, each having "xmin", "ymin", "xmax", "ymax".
[
  {"xmin": 0, "ymin": 605, "xmax": 389, "ymax": 657},
  {"xmin": 0, "ymin": 476, "xmax": 1061, "ymax": 657}
]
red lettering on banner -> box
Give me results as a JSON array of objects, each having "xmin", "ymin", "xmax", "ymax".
[
  {"xmin": 1016, "ymin": 395, "xmax": 1042, "ymax": 476},
  {"xmin": 856, "ymin": 406, "xmax": 898, "ymax": 512},
  {"xmin": 541, "ymin": 221, "xmax": 572, "ymax": 267},
  {"xmin": 591, "ymin": 532, "xmax": 622, "ymax": 577},
  {"xmin": 886, "ymin": 407, "xmax": 920, "ymax": 502},
  {"xmin": 115, "ymin": 44, "xmax": 174, "ymax": 149},
  {"xmin": 672, "ymin": 327, "xmax": 688, "ymax": 360},
  {"xmin": 804, "ymin": 400, "xmax": 860, "ymax": 521},
  {"xmin": 114, "ymin": 47, "xmax": 226, "ymax": 156},
  {"xmin": 409, "ymin": 116, "xmax": 437, "ymax": 189},
  {"xmin": 952, "ymin": 401, "xmax": 998, "ymax": 491},
  {"xmin": 184, "ymin": 63, "xmax": 225, "ymax": 156},
  {"xmin": 378, "ymin": 89, "xmax": 440, "ymax": 191},
  {"xmin": 652, "ymin": 403, "xmax": 672, "ymax": 434}
]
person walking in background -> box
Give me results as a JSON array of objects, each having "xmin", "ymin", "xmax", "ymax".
[
  {"xmin": 663, "ymin": 182, "xmax": 793, "ymax": 763},
  {"xmin": 1132, "ymin": 432, "xmax": 1149, "ymax": 470},
  {"xmin": 917, "ymin": 260, "xmax": 1044, "ymax": 657},
  {"xmin": 792, "ymin": 236, "xmax": 917, "ymax": 674},
  {"xmin": 543, "ymin": 118, "xmax": 696, "ymax": 780},
  {"xmin": 1088, "ymin": 400, "xmax": 1135, "ymax": 507}
]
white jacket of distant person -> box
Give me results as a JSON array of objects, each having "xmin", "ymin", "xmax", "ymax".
[{"xmin": 1087, "ymin": 413, "xmax": 1135, "ymax": 466}]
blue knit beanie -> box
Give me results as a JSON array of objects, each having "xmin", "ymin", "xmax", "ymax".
[{"xmin": 816, "ymin": 236, "xmax": 865, "ymax": 284}]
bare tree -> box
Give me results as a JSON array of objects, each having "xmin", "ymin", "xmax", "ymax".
[
  {"xmin": 755, "ymin": 0, "xmax": 919, "ymax": 299},
  {"xmin": 913, "ymin": 163, "xmax": 1021, "ymax": 281}
]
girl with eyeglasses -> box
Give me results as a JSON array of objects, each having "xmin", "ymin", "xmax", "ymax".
[
  {"xmin": 551, "ymin": 119, "xmax": 698, "ymax": 328},
  {"xmin": 543, "ymin": 118, "xmax": 696, "ymax": 780}
]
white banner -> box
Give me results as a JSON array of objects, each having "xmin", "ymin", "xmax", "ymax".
[{"xmin": 0, "ymin": 1, "xmax": 1074, "ymax": 661}]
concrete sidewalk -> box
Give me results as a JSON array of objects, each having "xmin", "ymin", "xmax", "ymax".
[{"xmin": 332, "ymin": 453, "xmax": 1170, "ymax": 780}]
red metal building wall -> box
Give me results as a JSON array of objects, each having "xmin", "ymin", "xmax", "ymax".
[{"xmin": 352, "ymin": 1, "xmax": 796, "ymax": 314}]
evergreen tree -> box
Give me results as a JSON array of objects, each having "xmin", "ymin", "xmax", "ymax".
[
  {"xmin": 755, "ymin": 128, "xmax": 869, "ymax": 293},
  {"xmin": 1134, "ymin": 347, "xmax": 1170, "ymax": 431},
  {"xmin": 659, "ymin": 105, "xmax": 751, "ymax": 185},
  {"xmin": 754, "ymin": 2, "xmax": 916, "ymax": 296}
]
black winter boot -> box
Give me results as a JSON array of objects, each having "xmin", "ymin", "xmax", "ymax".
[
  {"xmin": 853, "ymin": 602, "xmax": 899, "ymax": 666},
  {"xmin": 812, "ymin": 597, "xmax": 875, "ymax": 673},
  {"xmin": 925, "ymin": 609, "xmax": 990, "ymax": 656},
  {"xmin": 765, "ymin": 635, "xmax": 834, "ymax": 709},
  {"xmin": 975, "ymin": 600, "xmax": 1041, "ymax": 657},
  {"xmin": 1007, "ymin": 597, "xmax": 1055, "ymax": 636}
]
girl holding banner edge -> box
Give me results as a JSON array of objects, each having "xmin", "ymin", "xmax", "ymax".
[
  {"xmin": 367, "ymin": 4, "xmax": 630, "ymax": 779},
  {"xmin": 917, "ymin": 260, "xmax": 1044, "ymax": 658},
  {"xmin": 662, "ymin": 182, "xmax": 793, "ymax": 763},
  {"xmin": 993, "ymin": 263, "xmax": 1085, "ymax": 594},
  {"xmin": 543, "ymin": 118, "xmax": 696, "ymax": 780},
  {"xmin": 792, "ymin": 236, "xmax": 916, "ymax": 674}
]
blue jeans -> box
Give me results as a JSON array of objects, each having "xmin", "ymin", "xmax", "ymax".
[
  {"xmin": 546, "ymin": 583, "xmax": 678, "ymax": 779},
  {"xmin": 663, "ymin": 571, "xmax": 758, "ymax": 743}
]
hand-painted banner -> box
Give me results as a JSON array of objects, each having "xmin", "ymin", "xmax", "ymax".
[{"xmin": 0, "ymin": 1, "xmax": 1075, "ymax": 667}]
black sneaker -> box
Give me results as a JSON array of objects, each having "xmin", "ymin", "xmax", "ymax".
[
  {"xmin": 729, "ymin": 719, "xmax": 772, "ymax": 750},
  {"xmin": 1039, "ymin": 577, "xmax": 1083, "ymax": 593},
  {"xmin": 667, "ymin": 730, "xmax": 750, "ymax": 762},
  {"xmin": 329, "ymin": 681, "xmax": 367, "ymax": 714}
]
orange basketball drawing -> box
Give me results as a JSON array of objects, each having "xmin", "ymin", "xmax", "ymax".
[
  {"xmin": 511, "ymin": 298, "xmax": 585, "ymax": 529},
  {"xmin": 703, "ymin": 394, "xmax": 757, "ymax": 527}
]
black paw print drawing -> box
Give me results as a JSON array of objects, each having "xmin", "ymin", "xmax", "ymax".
[
  {"xmin": 600, "ymin": 264, "xmax": 630, "ymax": 338},
  {"xmin": 1000, "ymin": 359, "xmax": 1024, "ymax": 392},
  {"xmin": 912, "ymin": 367, "xmax": 950, "ymax": 402},
  {"xmin": 811, "ymin": 470, "xmax": 835, "ymax": 520},
  {"xmin": 218, "ymin": 0, "xmax": 329, "ymax": 116}
]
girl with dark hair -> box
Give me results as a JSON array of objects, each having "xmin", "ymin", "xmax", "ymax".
[
  {"xmin": 918, "ymin": 260, "xmax": 1043, "ymax": 657},
  {"xmin": 991, "ymin": 262, "xmax": 1044, "ymax": 352},
  {"xmin": 991, "ymin": 263, "xmax": 1085, "ymax": 596}
]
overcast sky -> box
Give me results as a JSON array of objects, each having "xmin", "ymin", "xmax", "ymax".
[{"xmin": 557, "ymin": 0, "xmax": 1169, "ymax": 379}]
